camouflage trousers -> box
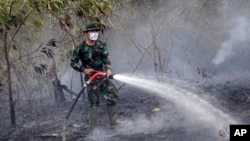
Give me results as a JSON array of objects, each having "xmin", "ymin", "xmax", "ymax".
[{"xmin": 87, "ymin": 78, "xmax": 118, "ymax": 108}]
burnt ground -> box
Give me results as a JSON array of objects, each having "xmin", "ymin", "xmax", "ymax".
[{"xmin": 0, "ymin": 78, "xmax": 250, "ymax": 141}]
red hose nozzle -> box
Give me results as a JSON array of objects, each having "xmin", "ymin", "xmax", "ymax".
[
  {"xmin": 86, "ymin": 71, "xmax": 115, "ymax": 84},
  {"xmin": 87, "ymin": 72, "xmax": 106, "ymax": 84}
]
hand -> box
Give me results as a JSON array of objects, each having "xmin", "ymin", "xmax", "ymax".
[
  {"xmin": 106, "ymin": 69, "xmax": 112, "ymax": 75},
  {"xmin": 84, "ymin": 68, "xmax": 95, "ymax": 76}
]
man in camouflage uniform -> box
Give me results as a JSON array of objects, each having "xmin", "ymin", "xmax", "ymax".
[{"xmin": 70, "ymin": 22, "xmax": 118, "ymax": 130}]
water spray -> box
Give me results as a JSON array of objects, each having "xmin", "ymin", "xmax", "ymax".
[{"xmin": 112, "ymin": 74, "xmax": 237, "ymax": 139}]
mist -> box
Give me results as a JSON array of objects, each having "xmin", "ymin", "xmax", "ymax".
[
  {"xmin": 107, "ymin": 0, "xmax": 250, "ymax": 81},
  {"xmin": 1, "ymin": 1, "xmax": 250, "ymax": 141},
  {"xmin": 84, "ymin": 0, "xmax": 250, "ymax": 140},
  {"xmin": 86, "ymin": 73, "xmax": 235, "ymax": 141},
  {"xmin": 63, "ymin": 0, "xmax": 250, "ymax": 140}
]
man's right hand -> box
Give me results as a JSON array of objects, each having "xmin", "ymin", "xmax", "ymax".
[{"xmin": 84, "ymin": 68, "xmax": 95, "ymax": 76}]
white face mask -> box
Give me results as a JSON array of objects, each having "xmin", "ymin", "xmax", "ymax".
[{"xmin": 89, "ymin": 32, "xmax": 99, "ymax": 41}]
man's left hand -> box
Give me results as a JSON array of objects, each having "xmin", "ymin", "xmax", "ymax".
[{"xmin": 106, "ymin": 69, "xmax": 112, "ymax": 75}]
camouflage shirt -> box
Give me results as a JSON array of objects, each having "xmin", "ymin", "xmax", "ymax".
[{"xmin": 70, "ymin": 40, "xmax": 111, "ymax": 72}]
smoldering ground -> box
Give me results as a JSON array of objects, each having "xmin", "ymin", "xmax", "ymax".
[
  {"xmin": 84, "ymin": 74, "xmax": 236, "ymax": 141},
  {"xmin": 68, "ymin": 0, "xmax": 250, "ymax": 140},
  {"xmin": 1, "ymin": 0, "xmax": 250, "ymax": 141},
  {"xmin": 88, "ymin": 0, "xmax": 250, "ymax": 140}
]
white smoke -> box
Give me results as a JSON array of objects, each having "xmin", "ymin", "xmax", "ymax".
[
  {"xmin": 86, "ymin": 74, "xmax": 236, "ymax": 140},
  {"xmin": 212, "ymin": 17, "xmax": 249, "ymax": 66}
]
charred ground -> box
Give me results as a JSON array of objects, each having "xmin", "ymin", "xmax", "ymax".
[{"xmin": 0, "ymin": 77, "xmax": 250, "ymax": 141}]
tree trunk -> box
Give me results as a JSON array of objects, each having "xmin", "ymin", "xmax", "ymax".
[
  {"xmin": 51, "ymin": 50, "xmax": 65, "ymax": 104},
  {"xmin": 52, "ymin": 79, "xmax": 66, "ymax": 104},
  {"xmin": 4, "ymin": 31, "xmax": 16, "ymax": 125}
]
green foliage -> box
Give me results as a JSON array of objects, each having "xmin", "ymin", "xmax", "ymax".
[
  {"xmin": 0, "ymin": 0, "xmax": 69, "ymax": 32},
  {"xmin": 76, "ymin": 0, "xmax": 112, "ymax": 21},
  {"xmin": 0, "ymin": 1, "xmax": 23, "ymax": 31},
  {"xmin": 42, "ymin": 0, "xmax": 68, "ymax": 14},
  {"xmin": 31, "ymin": 17, "xmax": 44, "ymax": 27},
  {"xmin": 27, "ymin": 0, "xmax": 68, "ymax": 14},
  {"xmin": 0, "ymin": 0, "xmax": 34, "ymax": 31},
  {"xmin": 0, "ymin": 0, "xmax": 113, "ymax": 32}
]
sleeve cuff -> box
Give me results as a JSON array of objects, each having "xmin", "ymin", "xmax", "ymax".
[
  {"xmin": 104, "ymin": 65, "xmax": 111, "ymax": 71},
  {"xmin": 80, "ymin": 67, "xmax": 85, "ymax": 72}
]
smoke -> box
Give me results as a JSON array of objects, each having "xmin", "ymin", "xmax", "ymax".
[
  {"xmin": 79, "ymin": 1, "xmax": 250, "ymax": 140},
  {"xmin": 107, "ymin": 0, "xmax": 250, "ymax": 81},
  {"xmin": 72, "ymin": 1, "xmax": 250, "ymax": 140},
  {"xmin": 86, "ymin": 74, "xmax": 237, "ymax": 140},
  {"xmin": 212, "ymin": 17, "xmax": 249, "ymax": 66}
]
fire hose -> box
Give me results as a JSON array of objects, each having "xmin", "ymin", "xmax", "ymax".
[{"xmin": 63, "ymin": 71, "xmax": 114, "ymax": 141}]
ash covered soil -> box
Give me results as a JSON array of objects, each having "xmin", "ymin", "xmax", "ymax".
[{"xmin": 0, "ymin": 78, "xmax": 250, "ymax": 141}]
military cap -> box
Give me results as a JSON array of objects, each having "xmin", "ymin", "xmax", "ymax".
[{"xmin": 83, "ymin": 22, "xmax": 101, "ymax": 33}]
